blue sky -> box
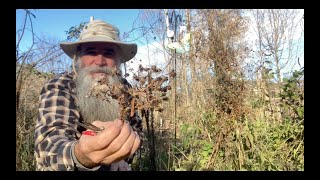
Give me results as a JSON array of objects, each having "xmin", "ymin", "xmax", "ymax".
[
  {"xmin": 16, "ymin": 9, "xmax": 142, "ymax": 50},
  {"xmin": 16, "ymin": 9, "xmax": 304, "ymax": 78},
  {"xmin": 16, "ymin": 9, "xmax": 164, "ymax": 76}
]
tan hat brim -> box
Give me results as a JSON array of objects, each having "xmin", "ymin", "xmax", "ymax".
[{"xmin": 60, "ymin": 36, "xmax": 137, "ymax": 63}]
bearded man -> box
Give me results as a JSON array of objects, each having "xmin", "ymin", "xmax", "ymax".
[{"xmin": 34, "ymin": 18, "xmax": 142, "ymax": 171}]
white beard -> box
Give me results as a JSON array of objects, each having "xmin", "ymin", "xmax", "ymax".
[{"xmin": 75, "ymin": 65, "xmax": 120, "ymax": 123}]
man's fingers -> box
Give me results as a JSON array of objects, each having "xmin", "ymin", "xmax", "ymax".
[
  {"xmin": 97, "ymin": 122, "xmax": 132, "ymax": 158},
  {"xmin": 94, "ymin": 120, "xmax": 123, "ymax": 149},
  {"xmin": 101, "ymin": 129, "xmax": 138, "ymax": 164},
  {"xmin": 80, "ymin": 120, "xmax": 123, "ymax": 151},
  {"xmin": 91, "ymin": 121, "xmax": 105, "ymax": 127},
  {"xmin": 107, "ymin": 122, "xmax": 132, "ymax": 152},
  {"xmin": 115, "ymin": 127, "xmax": 137, "ymax": 157},
  {"xmin": 77, "ymin": 119, "xmax": 140, "ymax": 166},
  {"xmin": 91, "ymin": 119, "xmax": 122, "ymax": 130},
  {"xmin": 130, "ymin": 131, "xmax": 141, "ymax": 156}
]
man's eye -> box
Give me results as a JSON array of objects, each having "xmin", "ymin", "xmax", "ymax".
[
  {"xmin": 104, "ymin": 50, "xmax": 115, "ymax": 56},
  {"xmin": 86, "ymin": 51, "xmax": 97, "ymax": 55}
]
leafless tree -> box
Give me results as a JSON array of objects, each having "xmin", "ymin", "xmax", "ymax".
[
  {"xmin": 251, "ymin": 9, "xmax": 302, "ymax": 84},
  {"xmin": 16, "ymin": 9, "xmax": 69, "ymax": 171}
]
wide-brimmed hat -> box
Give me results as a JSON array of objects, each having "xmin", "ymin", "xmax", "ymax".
[{"xmin": 60, "ymin": 19, "xmax": 137, "ymax": 63}]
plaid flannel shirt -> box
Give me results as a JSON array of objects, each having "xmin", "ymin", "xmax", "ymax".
[{"xmin": 34, "ymin": 72, "xmax": 142, "ymax": 171}]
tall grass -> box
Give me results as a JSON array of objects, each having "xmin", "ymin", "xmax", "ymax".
[
  {"xmin": 16, "ymin": 71, "xmax": 52, "ymax": 171},
  {"xmin": 131, "ymin": 110, "xmax": 303, "ymax": 171}
]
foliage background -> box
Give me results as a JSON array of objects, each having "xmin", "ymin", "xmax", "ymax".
[{"xmin": 16, "ymin": 9, "xmax": 304, "ymax": 171}]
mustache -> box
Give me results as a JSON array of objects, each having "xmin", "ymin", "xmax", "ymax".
[{"xmin": 81, "ymin": 66, "xmax": 113, "ymax": 75}]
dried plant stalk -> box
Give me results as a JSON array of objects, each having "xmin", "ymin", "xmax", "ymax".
[{"xmin": 86, "ymin": 65, "xmax": 174, "ymax": 122}]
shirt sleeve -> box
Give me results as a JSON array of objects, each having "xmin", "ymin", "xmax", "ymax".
[
  {"xmin": 34, "ymin": 75, "xmax": 78, "ymax": 170},
  {"xmin": 34, "ymin": 74, "xmax": 97, "ymax": 171},
  {"xmin": 70, "ymin": 141, "xmax": 101, "ymax": 171}
]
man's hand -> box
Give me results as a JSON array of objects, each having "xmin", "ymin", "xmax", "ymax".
[
  {"xmin": 110, "ymin": 160, "xmax": 131, "ymax": 171},
  {"xmin": 74, "ymin": 119, "xmax": 141, "ymax": 168}
]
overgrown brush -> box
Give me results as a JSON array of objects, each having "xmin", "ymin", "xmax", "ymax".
[
  {"xmin": 16, "ymin": 71, "xmax": 53, "ymax": 171},
  {"xmin": 166, "ymin": 111, "xmax": 303, "ymax": 171}
]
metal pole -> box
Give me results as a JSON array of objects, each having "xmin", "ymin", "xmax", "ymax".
[{"xmin": 172, "ymin": 10, "xmax": 177, "ymax": 150}]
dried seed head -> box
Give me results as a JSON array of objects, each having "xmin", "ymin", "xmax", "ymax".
[
  {"xmin": 161, "ymin": 75, "xmax": 169, "ymax": 82},
  {"xmin": 162, "ymin": 97, "xmax": 169, "ymax": 101},
  {"xmin": 151, "ymin": 65, "xmax": 157, "ymax": 71},
  {"xmin": 169, "ymin": 70, "xmax": 176, "ymax": 78},
  {"xmin": 151, "ymin": 99, "xmax": 160, "ymax": 106},
  {"xmin": 151, "ymin": 65, "xmax": 162, "ymax": 73},
  {"xmin": 139, "ymin": 64, "xmax": 144, "ymax": 72},
  {"xmin": 161, "ymin": 92, "xmax": 167, "ymax": 97},
  {"xmin": 156, "ymin": 108, "xmax": 164, "ymax": 112},
  {"xmin": 112, "ymin": 68, "xmax": 122, "ymax": 76},
  {"xmin": 86, "ymin": 63, "xmax": 172, "ymax": 122},
  {"xmin": 98, "ymin": 84, "xmax": 109, "ymax": 93},
  {"xmin": 133, "ymin": 74, "xmax": 139, "ymax": 81},
  {"xmin": 124, "ymin": 73, "xmax": 130, "ymax": 78},
  {"xmin": 159, "ymin": 87, "xmax": 167, "ymax": 92},
  {"xmin": 139, "ymin": 77, "xmax": 146, "ymax": 85}
]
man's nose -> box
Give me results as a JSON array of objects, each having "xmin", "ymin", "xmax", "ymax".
[{"xmin": 94, "ymin": 54, "xmax": 107, "ymax": 66}]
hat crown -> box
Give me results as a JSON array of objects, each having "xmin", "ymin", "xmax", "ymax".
[
  {"xmin": 79, "ymin": 20, "xmax": 120, "ymax": 41},
  {"xmin": 60, "ymin": 19, "xmax": 137, "ymax": 63}
]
